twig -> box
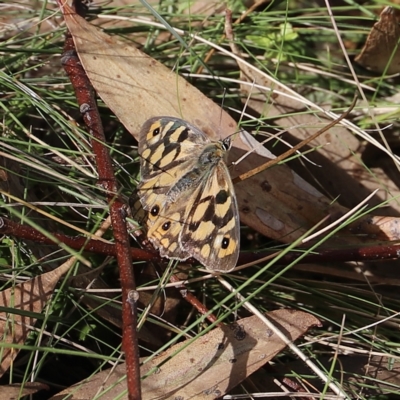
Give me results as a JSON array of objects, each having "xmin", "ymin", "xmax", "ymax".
[
  {"xmin": 0, "ymin": 217, "xmax": 156, "ymax": 262},
  {"xmin": 58, "ymin": 1, "xmax": 141, "ymax": 398}
]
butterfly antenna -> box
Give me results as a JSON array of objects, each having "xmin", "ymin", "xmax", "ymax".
[
  {"xmin": 226, "ymin": 79, "xmax": 256, "ymax": 146},
  {"xmin": 239, "ymin": 78, "xmax": 256, "ymax": 128},
  {"xmin": 217, "ymin": 87, "xmax": 227, "ymax": 139}
]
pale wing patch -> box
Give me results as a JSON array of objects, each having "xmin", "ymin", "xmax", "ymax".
[
  {"xmin": 191, "ymin": 201, "xmax": 209, "ymax": 222},
  {"xmin": 147, "ymin": 207, "xmax": 191, "ymax": 260},
  {"xmin": 157, "ymin": 147, "xmax": 179, "ymax": 169},
  {"xmin": 141, "ymin": 148, "xmax": 151, "ymax": 160},
  {"xmin": 201, "ymin": 244, "xmax": 211, "ymax": 259},
  {"xmin": 191, "ymin": 221, "xmax": 215, "ymax": 241},
  {"xmin": 149, "ymin": 143, "xmax": 166, "ymax": 166}
]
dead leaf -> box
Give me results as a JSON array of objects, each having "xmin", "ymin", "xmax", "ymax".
[
  {"xmin": 286, "ymin": 353, "xmax": 400, "ymax": 397},
  {"xmin": 361, "ymin": 355, "xmax": 400, "ymax": 395},
  {"xmin": 233, "ymin": 51, "xmax": 400, "ymax": 215},
  {"xmin": 0, "ymin": 259, "xmax": 75, "ymax": 376},
  {"xmin": 182, "ymin": 1, "xmax": 225, "ymax": 17},
  {"xmin": 58, "ymin": 2, "xmax": 238, "ymax": 144},
  {"xmin": 355, "ymin": 7, "xmax": 400, "ymax": 74},
  {"xmin": 0, "ymin": 2, "xmax": 58, "ymax": 38},
  {"xmin": 57, "ymin": 2, "xmax": 353, "ymax": 243},
  {"xmin": 50, "ymin": 309, "xmax": 320, "ymax": 400},
  {"xmin": 223, "ymin": 21, "xmax": 400, "ymax": 252},
  {"xmin": 349, "ymin": 215, "xmax": 400, "ymax": 241},
  {"xmin": 58, "ymin": 3, "xmax": 400, "ymax": 249},
  {"xmin": 230, "ymin": 147, "xmax": 350, "ymax": 243},
  {"xmin": 0, "ymin": 382, "xmax": 49, "ymax": 400}
]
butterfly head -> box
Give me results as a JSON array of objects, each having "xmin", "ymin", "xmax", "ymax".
[{"xmin": 221, "ymin": 136, "xmax": 232, "ymax": 151}]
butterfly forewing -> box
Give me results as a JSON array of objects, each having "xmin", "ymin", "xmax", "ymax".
[
  {"xmin": 138, "ymin": 117, "xmax": 207, "ymax": 206},
  {"xmin": 137, "ymin": 116, "xmax": 240, "ymax": 272},
  {"xmin": 139, "ymin": 117, "xmax": 208, "ymax": 181}
]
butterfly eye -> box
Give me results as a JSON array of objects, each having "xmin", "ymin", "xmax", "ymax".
[
  {"xmin": 222, "ymin": 137, "xmax": 232, "ymax": 151},
  {"xmin": 162, "ymin": 221, "xmax": 171, "ymax": 231},
  {"xmin": 222, "ymin": 237, "xmax": 230, "ymax": 249},
  {"xmin": 150, "ymin": 205, "xmax": 160, "ymax": 216}
]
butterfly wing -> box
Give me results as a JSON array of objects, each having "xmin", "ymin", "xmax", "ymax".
[
  {"xmin": 138, "ymin": 116, "xmax": 209, "ymax": 209},
  {"xmin": 145, "ymin": 190, "xmax": 194, "ymax": 262},
  {"xmin": 179, "ymin": 162, "xmax": 239, "ymax": 271},
  {"xmin": 138, "ymin": 117, "xmax": 210, "ymax": 261},
  {"xmin": 144, "ymin": 165, "xmax": 239, "ymax": 271}
]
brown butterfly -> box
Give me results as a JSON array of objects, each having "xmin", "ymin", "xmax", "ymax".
[{"xmin": 137, "ymin": 117, "xmax": 239, "ymax": 272}]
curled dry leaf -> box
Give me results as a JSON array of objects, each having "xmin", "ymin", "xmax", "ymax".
[
  {"xmin": 0, "ymin": 260, "xmax": 74, "ymax": 377},
  {"xmin": 50, "ymin": 309, "xmax": 320, "ymax": 400},
  {"xmin": 355, "ymin": 7, "xmax": 400, "ymax": 75}
]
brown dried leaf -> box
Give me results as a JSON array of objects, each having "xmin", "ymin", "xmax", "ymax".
[
  {"xmin": 349, "ymin": 215, "xmax": 400, "ymax": 241},
  {"xmin": 286, "ymin": 354, "xmax": 400, "ymax": 397},
  {"xmin": 50, "ymin": 309, "xmax": 320, "ymax": 400},
  {"xmin": 235, "ymin": 55, "xmax": 400, "ymax": 216},
  {"xmin": 0, "ymin": 382, "xmax": 49, "ymax": 399},
  {"xmin": 0, "ymin": 259, "xmax": 74, "ymax": 376},
  {"xmin": 230, "ymin": 147, "xmax": 351, "ymax": 243},
  {"xmin": 361, "ymin": 355, "xmax": 400, "ymax": 394},
  {"xmin": 355, "ymin": 7, "xmax": 400, "ymax": 74},
  {"xmin": 0, "ymin": 157, "xmax": 125, "ymax": 331},
  {"xmin": 59, "ymin": 3, "xmax": 400, "ymax": 246},
  {"xmin": 58, "ymin": 3, "xmax": 349, "ymax": 243},
  {"xmin": 0, "ymin": 2, "xmax": 59, "ymax": 38},
  {"xmin": 182, "ymin": 1, "xmax": 225, "ymax": 17},
  {"xmin": 59, "ymin": 3, "xmax": 237, "ymax": 144}
]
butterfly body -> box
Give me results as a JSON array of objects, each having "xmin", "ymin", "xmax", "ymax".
[
  {"xmin": 137, "ymin": 117, "xmax": 239, "ymax": 272},
  {"xmin": 166, "ymin": 141, "xmax": 227, "ymax": 200}
]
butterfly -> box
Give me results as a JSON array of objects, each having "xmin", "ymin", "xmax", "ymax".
[{"xmin": 136, "ymin": 116, "xmax": 240, "ymax": 272}]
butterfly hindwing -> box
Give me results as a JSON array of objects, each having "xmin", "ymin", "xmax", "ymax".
[{"xmin": 179, "ymin": 163, "xmax": 240, "ymax": 271}]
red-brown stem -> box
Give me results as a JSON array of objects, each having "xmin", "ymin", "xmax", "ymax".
[
  {"xmin": 169, "ymin": 274, "xmax": 220, "ymax": 325},
  {"xmin": 59, "ymin": 3, "xmax": 141, "ymax": 398},
  {"xmin": 238, "ymin": 243, "xmax": 400, "ymax": 267},
  {"xmin": 2, "ymin": 217, "xmax": 400, "ymax": 273},
  {"xmin": 0, "ymin": 217, "xmax": 156, "ymax": 264}
]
